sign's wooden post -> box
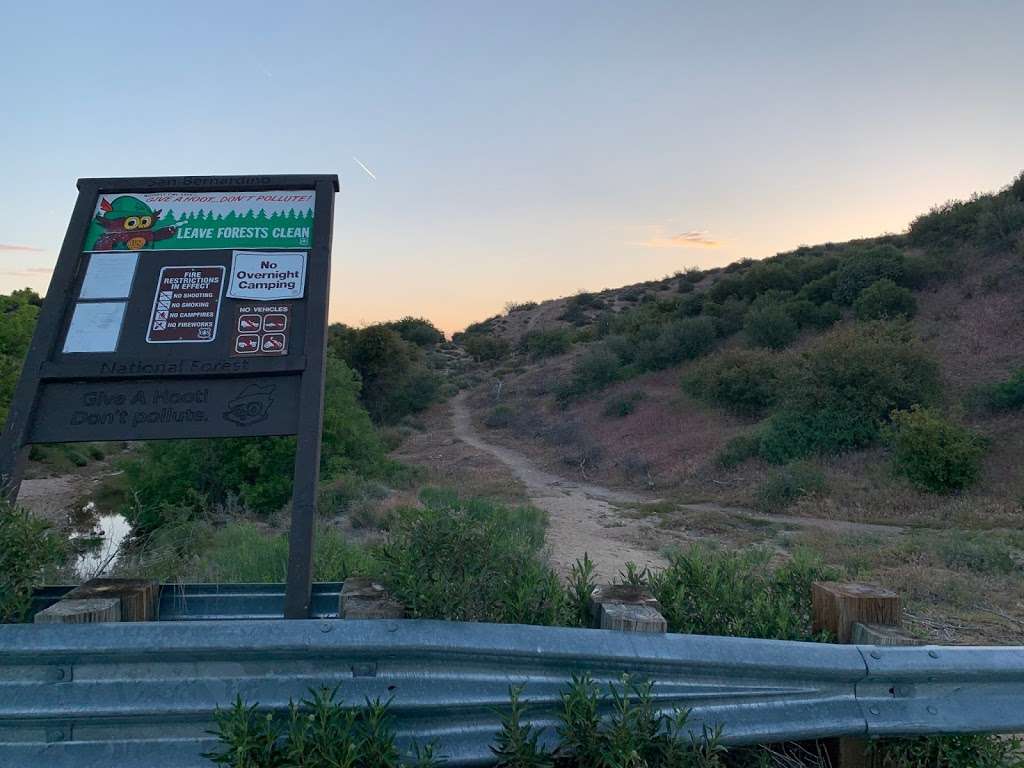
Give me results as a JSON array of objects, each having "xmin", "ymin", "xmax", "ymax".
[
  {"xmin": 284, "ymin": 178, "xmax": 335, "ymax": 618},
  {"xmin": 0, "ymin": 175, "xmax": 339, "ymax": 618}
]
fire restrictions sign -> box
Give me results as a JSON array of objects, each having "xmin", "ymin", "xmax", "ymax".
[
  {"xmin": 0, "ymin": 174, "xmax": 339, "ymax": 618},
  {"xmin": 147, "ymin": 266, "xmax": 224, "ymax": 343}
]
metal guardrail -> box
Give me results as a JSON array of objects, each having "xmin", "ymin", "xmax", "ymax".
[
  {"xmin": 0, "ymin": 619, "xmax": 1021, "ymax": 767},
  {"xmin": 30, "ymin": 582, "xmax": 344, "ymax": 621}
]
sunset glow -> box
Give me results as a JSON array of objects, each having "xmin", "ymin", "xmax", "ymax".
[{"xmin": 2, "ymin": 2, "xmax": 1022, "ymax": 334}]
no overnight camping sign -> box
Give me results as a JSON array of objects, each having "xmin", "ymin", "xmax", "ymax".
[{"xmin": 0, "ymin": 174, "xmax": 337, "ymax": 464}]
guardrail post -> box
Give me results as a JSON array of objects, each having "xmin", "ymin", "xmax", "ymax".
[
  {"xmin": 587, "ymin": 584, "xmax": 667, "ymax": 632},
  {"xmin": 34, "ymin": 598, "xmax": 121, "ymax": 624},
  {"xmin": 812, "ymin": 581, "xmax": 918, "ymax": 767},
  {"xmin": 812, "ymin": 582, "xmax": 900, "ymax": 644},
  {"xmin": 65, "ymin": 579, "xmax": 160, "ymax": 621}
]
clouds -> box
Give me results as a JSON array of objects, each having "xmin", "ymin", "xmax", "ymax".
[
  {"xmin": 628, "ymin": 227, "xmax": 721, "ymax": 249},
  {"xmin": 0, "ymin": 267, "xmax": 52, "ymax": 278},
  {"xmin": 0, "ymin": 243, "xmax": 45, "ymax": 253}
]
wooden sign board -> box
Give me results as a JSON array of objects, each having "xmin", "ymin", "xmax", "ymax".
[{"xmin": 0, "ymin": 175, "xmax": 339, "ymax": 618}]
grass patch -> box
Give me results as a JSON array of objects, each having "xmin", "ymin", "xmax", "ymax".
[
  {"xmin": 644, "ymin": 544, "xmax": 838, "ymax": 640},
  {"xmin": 755, "ymin": 463, "xmax": 827, "ymax": 513}
]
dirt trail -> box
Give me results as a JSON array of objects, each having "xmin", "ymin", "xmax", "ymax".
[
  {"xmin": 451, "ymin": 392, "xmax": 668, "ymax": 580},
  {"xmin": 450, "ymin": 393, "xmax": 904, "ymax": 580}
]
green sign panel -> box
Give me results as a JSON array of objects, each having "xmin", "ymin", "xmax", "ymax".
[{"xmin": 83, "ymin": 190, "xmax": 316, "ymax": 252}]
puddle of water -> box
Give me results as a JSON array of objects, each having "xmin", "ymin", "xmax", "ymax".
[{"xmin": 69, "ymin": 501, "xmax": 133, "ymax": 579}]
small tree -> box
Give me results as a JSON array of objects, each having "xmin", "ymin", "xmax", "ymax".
[
  {"xmin": 885, "ymin": 407, "xmax": 985, "ymax": 493},
  {"xmin": 744, "ymin": 304, "xmax": 798, "ymax": 349},
  {"xmin": 854, "ymin": 278, "xmax": 917, "ymax": 320}
]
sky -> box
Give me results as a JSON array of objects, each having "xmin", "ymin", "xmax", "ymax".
[{"xmin": 1, "ymin": 1, "xmax": 1023, "ymax": 334}]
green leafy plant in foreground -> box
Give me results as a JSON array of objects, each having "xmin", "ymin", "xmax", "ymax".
[
  {"xmin": 379, "ymin": 490, "xmax": 564, "ymax": 625},
  {"xmin": 871, "ymin": 733, "xmax": 1024, "ymax": 768},
  {"xmin": 205, "ymin": 687, "xmax": 439, "ymax": 768},
  {"xmin": 0, "ymin": 503, "xmax": 65, "ymax": 623}
]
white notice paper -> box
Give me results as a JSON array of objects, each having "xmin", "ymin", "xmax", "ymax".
[
  {"xmin": 79, "ymin": 252, "xmax": 139, "ymax": 299},
  {"xmin": 62, "ymin": 302, "xmax": 126, "ymax": 353},
  {"xmin": 227, "ymin": 251, "xmax": 306, "ymax": 300}
]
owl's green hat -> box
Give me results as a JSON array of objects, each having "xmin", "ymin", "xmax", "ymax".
[{"xmin": 99, "ymin": 196, "xmax": 155, "ymax": 220}]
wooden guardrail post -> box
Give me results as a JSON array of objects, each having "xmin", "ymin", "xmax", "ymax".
[
  {"xmin": 588, "ymin": 584, "xmax": 667, "ymax": 633},
  {"xmin": 33, "ymin": 578, "xmax": 160, "ymax": 624},
  {"xmin": 66, "ymin": 578, "xmax": 161, "ymax": 621},
  {"xmin": 812, "ymin": 581, "xmax": 920, "ymax": 768},
  {"xmin": 35, "ymin": 598, "xmax": 121, "ymax": 624}
]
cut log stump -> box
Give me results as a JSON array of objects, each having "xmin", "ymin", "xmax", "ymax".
[
  {"xmin": 811, "ymin": 581, "xmax": 900, "ymax": 643},
  {"xmin": 67, "ymin": 578, "xmax": 160, "ymax": 622},
  {"xmin": 588, "ymin": 584, "xmax": 667, "ymax": 633},
  {"xmin": 34, "ymin": 598, "xmax": 121, "ymax": 624}
]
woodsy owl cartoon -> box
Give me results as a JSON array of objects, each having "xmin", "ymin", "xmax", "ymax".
[{"xmin": 94, "ymin": 196, "xmax": 177, "ymax": 250}]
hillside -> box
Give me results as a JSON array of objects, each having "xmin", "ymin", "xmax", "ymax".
[
  {"xmin": 445, "ymin": 173, "xmax": 1024, "ymax": 640},
  {"xmin": 6, "ymin": 174, "xmax": 1024, "ymax": 645}
]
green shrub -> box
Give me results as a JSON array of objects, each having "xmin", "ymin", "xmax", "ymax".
[
  {"xmin": 924, "ymin": 531, "xmax": 1019, "ymax": 575},
  {"xmin": 462, "ymin": 332, "xmax": 512, "ymax": 362},
  {"xmin": 549, "ymin": 676, "xmax": 726, "ymax": 768},
  {"xmin": 908, "ymin": 196, "xmax": 988, "ymax": 248},
  {"xmin": 634, "ymin": 316, "xmax": 717, "ymax": 370},
  {"xmin": 560, "ymin": 292, "xmax": 606, "ymax": 324},
  {"xmin": 871, "ymin": 733, "xmax": 1024, "ymax": 768},
  {"xmin": 702, "ymin": 297, "xmax": 748, "ymax": 336},
  {"xmin": 676, "ymin": 293, "xmax": 704, "ymax": 317},
  {"xmin": 0, "ymin": 289, "xmax": 41, "ymax": 426},
  {"xmin": 521, "ymin": 328, "xmax": 573, "ymax": 359},
  {"xmin": 682, "ymin": 350, "xmax": 782, "ymax": 416},
  {"xmin": 379, "ymin": 490, "xmax": 564, "ymax": 625},
  {"xmin": 602, "ymin": 391, "xmax": 643, "ymax": 418},
  {"xmin": 854, "ymin": 278, "xmax": 917, "ymax": 320},
  {"xmin": 974, "ymin": 367, "xmax": 1024, "ymax": 412},
  {"xmin": 123, "ymin": 358, "xmax": 393, "ymax": 528},
  {"xmin": 206, "ymin": 688, "xmax": 439, "ymax": 768},
  {"xmin": 491, "ymin": 685, "xmax": 553, "ymax": 767},
  {"xmin": 647, "ymin": 544, "xmax": 838, "ymax": 640},
  {"xmin": 385, "ymin": 316, "xmax": 445, "ymax": 347},
  {"xmin": 557, "ymin": 346, "xmax": 623, "ymax": 402},
  {"xmin": 716, "ymin": 434, "xmax": 762, "ymax": 468},
  {"xmin": 975, "ymin": 195, "xmax": 1024, "ymax": 252},
  {"xmin": 743, "ymin": 304, "xmax": 798, "ymax": 349},
  {"xmin": 807, "ymin": 300, "xmax": 842, "ymax": 329},
  {"xmin": 681, "ymin": 267, "xmax": 704, "ymax": 283},
  {"xmin": 903, "ymin": 251, "xmax": 959, "ymax": 288},
  {"xmin": 0, "ymin": 504, "xmax": 65, "ymax": 623},
  {"xmin": 832, "ymin": 245, "xmax": 906, "ymax": 304},
  {"xmin": 758, "ymin": 323, "xmax": 941, "ymax": 463},
  {"xmin": 755, "ymin": 463, "xmax": 826, "ymax": 513},
  {"xmin": 330, "ymin": 324, "xmax": 441, "ymax": 423},
  {"xmin": 797, "ymin": 272, "xmax": 838, "ymax": 304},
  {"xmin": 505, "ymin": 300, "xmax": 539, "ymax": 314},
  {"xmin": 485, "ymin": 404, "xmax": 514, "ymax": 428},
  {"xmin": 885, "ymin": 407, "xmax": 985, "ymax": 493}
]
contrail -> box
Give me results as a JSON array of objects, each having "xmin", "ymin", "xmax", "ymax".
[{"xmin": 353, "ymin": 156, "xmax": 377, "ymax": 181}]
